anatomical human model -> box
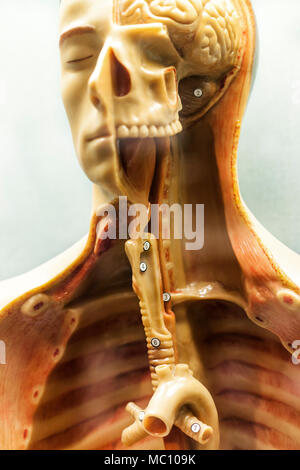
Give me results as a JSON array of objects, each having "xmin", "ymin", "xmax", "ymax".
[{"xmin": 0, "ymin": 0, "xmax": 300, "ymax": 451}]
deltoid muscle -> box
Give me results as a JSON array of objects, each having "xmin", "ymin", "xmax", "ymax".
[{"xmin": 0, "ymin": 0, "xmax": 300, "ymax": 451}]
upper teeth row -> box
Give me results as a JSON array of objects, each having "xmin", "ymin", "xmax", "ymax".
[{"xmin": 116, "ymin": 121, "xmax": 182, "ymax": 139}]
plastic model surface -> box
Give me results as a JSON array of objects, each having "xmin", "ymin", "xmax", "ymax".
[{"xmin": 0, "ymin": 0, "xmax": 299, "ymax": 450}]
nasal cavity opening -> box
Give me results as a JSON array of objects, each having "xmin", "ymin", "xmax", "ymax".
[
  {"xmin": 143, "ymin": 416, "xmax": 168, "ymax": 436},
  {"xmin": 164, "ymin": 68, "xmax": 177, "ymax": 106},
  {"xmin": 111, "ymin": 50, "xmax": 131, "ymax": 97}
]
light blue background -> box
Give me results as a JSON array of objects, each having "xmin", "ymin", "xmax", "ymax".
[{"xmin": 0, "ymin": 0, "xmax": 299, "ymax": 281}]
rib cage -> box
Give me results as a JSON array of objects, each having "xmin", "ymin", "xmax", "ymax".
[
  {"xmin": 0, "ymin": 0, "xmax": 300, "ymax": 451},
  {"xmin": 28, "ymin": 292, "xmax": 163, "ymax": 450},
  {"xmin": 185, "ymin": 301, "xmax": 300, "ymax": 450},
  {"xmin": 26, "ymin": 293, "xmax": 300, "ymax": 450}
]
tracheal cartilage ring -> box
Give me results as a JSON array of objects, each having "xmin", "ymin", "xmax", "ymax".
[{"xmin": 122, "ymin": 235, "xmax": 220, "ymax": 448}]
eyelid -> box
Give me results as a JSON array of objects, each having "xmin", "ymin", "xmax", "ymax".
[
  {"xmin": 61, "ymin": 35, "xmax": 101, "ymax": 68},
  {"xmin": 67, "ymin": 55, "xmax": 94, "ymax": 64},
  {"xmin": 60, "ymin": 31, "xmax": 100, "ymax": 57}
]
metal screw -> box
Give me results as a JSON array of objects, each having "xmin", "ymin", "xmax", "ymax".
[
  {"xmin": 151, "ymin": 338, "xmax": 161, "ymax": 348},
  {"xmin": 143, "ymin": 241, "xmax": 151, "ymax": 252},
  {"xmin": 194, "ymin": 88, "xmax": 203, "ymax": 98},
  {"xmin": 139, "ymin": 411, "xmax": 145, "ymax": 422},
  {"xmin": 191, "ymin": 423, "xmax": 201, "ymax": 433},
  {"xmin": 163, "ymin": 292, "xmax": 171, "ymax": 302},
  {"xmin": 140, "ymin": 262, "xmax": 147, "ymax": 273}
]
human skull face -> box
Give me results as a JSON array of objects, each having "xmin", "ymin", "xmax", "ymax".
[{"xmin": 59, "ymin": 0, "xmax": 242, "ymax": 204}]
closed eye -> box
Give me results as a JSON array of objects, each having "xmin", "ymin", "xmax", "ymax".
[{"xmin": 67, "ymin": 55, "xmax": 94, "ymax": 64}]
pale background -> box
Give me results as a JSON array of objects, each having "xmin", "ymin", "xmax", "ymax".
[{"xmin": 0, "ymin": 0, "xmax": 299, "ymax": 281}]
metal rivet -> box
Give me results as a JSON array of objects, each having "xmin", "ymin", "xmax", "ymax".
[
  {"xmin": 143, "ymin": 241, "xmax": 151, "ymax": 252},
  {"xmin": 140, "ymin": 262, "xmax": 147, "ymax": 273},
  {"xmin": 191, "ymin": 423, "xmax": 201, "ymax": 433},
  {"xmin": 139, "ymin": 411, "xmax": 145, "ymax": 422},
  {"xmin": 163, "ymin": 292, "xmax": 171, "ymax": 302},
  {"xmin": 151, "ymin": 338, "xmax": 161, "ymax": 348},
  {"xmin": 194, "ymin": 88, "xmax": 203, "ymax": 98}
]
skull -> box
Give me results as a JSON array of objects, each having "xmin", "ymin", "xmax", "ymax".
[{"xmin": 59, "ymin": 0, "xmax": 244, "ymax": 205}]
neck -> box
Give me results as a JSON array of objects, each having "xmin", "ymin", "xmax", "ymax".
[{"xmin": 92, "ymin": 184, "xmax": 117, "ymax": 215}]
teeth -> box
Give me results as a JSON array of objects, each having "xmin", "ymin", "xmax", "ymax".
[
  {"xmin": 177, "ymin": 121, "xmax": 183, "ymax": 133},
  {"xmin": 116, "ymin": 121, "xmax": 182, "ymax": 139},
  {"xmin": 171, "ymin": 122, "xmax": 178, "ymax": 134},
  {"xmin": 166, "ymin": 125, "xmax": 172, "ymax": 135},
  {"xmin": 157, "ymin": 126, "xmax": 166, "ymax": 137},
  {"xmin": 149, "ymin": 125, "xmax": 158, "ymax": 137},
  {"xmin": 140, "ymin": 125, "xmax": 149, "ymax": 138},
  {"xmin": 129, "ymin": 126, "xmax": 139, "ymax": 138},
  {"xmin": 117, "ymin": 125, "xmax": 129, "ymax": 138},
  {"xmin": 173, "ymin": 121, "xmax": 182, "ymax": 133}
]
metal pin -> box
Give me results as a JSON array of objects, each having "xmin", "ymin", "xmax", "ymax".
[
  {"xmin": 140, "ymin": 262, "xmax": 147, "ymax": 273},
  {"xmin": 138, "ymin": 411, "xmax": 145, "ymax": 422},
  {"xmin": 151, "ymin": 338, "xmax": 161, "ymax": 348},
  {"xmin": 163, "ymin": 292, "xmax": 171, "ymax": 302},
  {"xmin": 191, "ymin": 423, "xmax": 201, "ymax": 433},
  {"xmin": 194, "ymin": 88, "xmax": 203, "ymax": 98},
  {"xmin": 143, "ymin": 241, "xmax": 151, "ymax": 252}
]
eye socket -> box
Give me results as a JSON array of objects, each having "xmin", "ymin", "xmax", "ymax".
[
  {"xmin": 142, "ymin": 43, "xmax": 174, "ymax": 67},
  {"xmin": 138, "ymin": 35, "xmax": 180, "ymax": 69}
]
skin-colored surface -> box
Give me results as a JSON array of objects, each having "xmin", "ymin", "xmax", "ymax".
[{"xmin": 0, "ymin": 0, "xmax": 299, "ymax": 450}]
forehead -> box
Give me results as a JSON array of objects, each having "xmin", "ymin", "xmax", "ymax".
[
  {"xmin": 59, "ymin": 0, "xmax": 115, "ymax": 32},
  {"xmin": 59, "ymin": 0, "xmax": 161, "ymax": 32}
]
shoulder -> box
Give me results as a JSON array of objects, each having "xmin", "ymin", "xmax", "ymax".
[{"xmin": 0, "ymin": 235, "xmax": 88, "ymax": 313}]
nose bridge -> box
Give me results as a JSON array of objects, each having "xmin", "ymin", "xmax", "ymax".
[
  {"xmin": 88, "ymin": 40, "xmax": 114, "ymax": 112},
  {"xmin": 89, "ymin": 34, "xmax": 132, "ymax": 111}
]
